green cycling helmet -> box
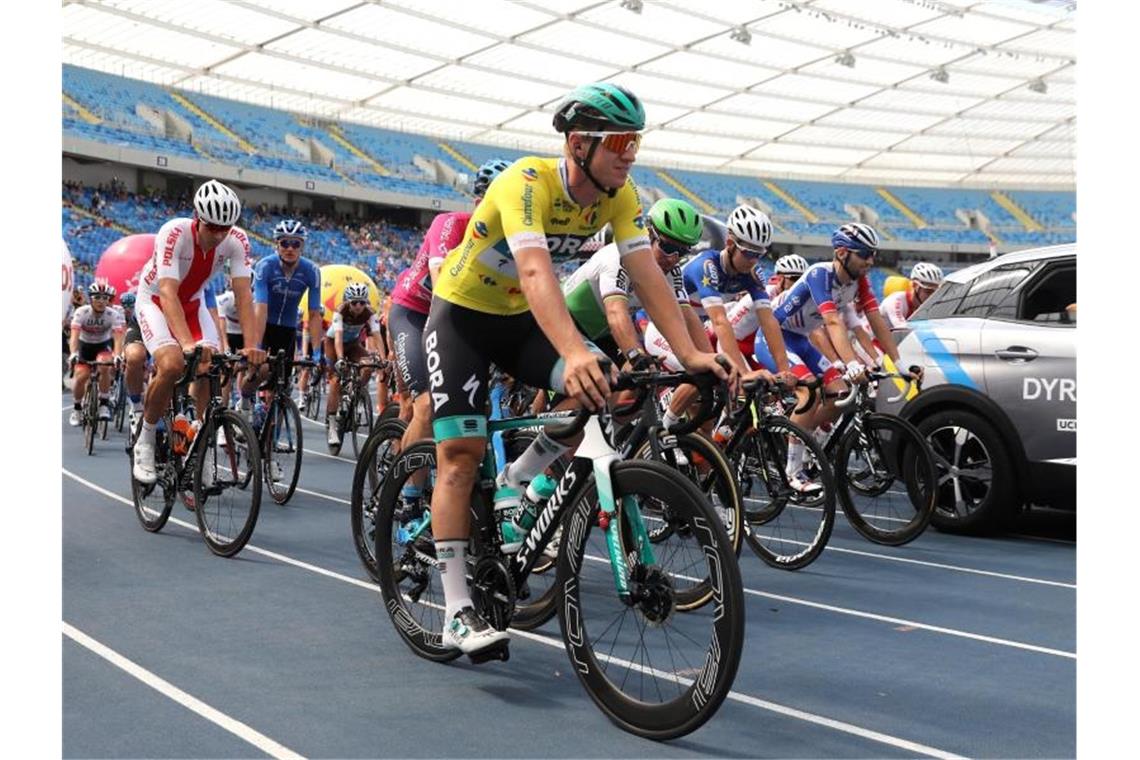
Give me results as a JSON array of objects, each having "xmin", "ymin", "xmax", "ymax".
[
  {"xmin": 553, "ymin": 82, "xmax": 646, "ymax": 133},
  {"xmin": 648, "ymin": 198, "xmax": 704, "ymax": 246}
]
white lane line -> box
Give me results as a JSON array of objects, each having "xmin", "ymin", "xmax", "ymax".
[
  {"xmin": 302, "ymin": 447, "xmax": 355, "ymax": 463},
  {"xmin": 62, "ymin": 468, "xmax": 969, "ymax": 758},
  {"xmin": 294, "ymin": 486, "xmax": 349, "ymax": 505},
  {"xmin": 63, "ymin": 622, "xmax": 305, "ymax": 760}
]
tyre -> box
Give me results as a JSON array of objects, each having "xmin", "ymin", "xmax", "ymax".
[
  {"xmin": 264, "ymin": 397, "xmax": 304, "ymax": 505},
  {"xmin": 194, "ymin": 409, "xmax": 262, "ymax": 557},
  {"xmin": 114, "ymin": 381, "xmax": 127, "ymax": 433},
  {"xmin": 835, "ymin": 413, "xmax": 937, "ymax": 546},
  {"xmin": 379, "ymin": 402, "xmax": 402, "ymax": 421},
  {"xmin": 557, "ymin": 459, "xmax": 744, "ymax": 740},
  {"xmin": 632, "ymin": 431, "xmax": 743, "ymax": 610},
  {"xmin": 84, "ymin": 390, "xmax": 97, "ymax": 456},
  {"xmin": 374, "ymin": 441, "xmax": 462, "ymax": 663},
  {"xmin": 916, "ymin": 409, "xmax": 1017, "ymax": 533},
  {"xmin": 736, "ymin": 417, "xmax": 836, "ymax": 570},
  {"xmin": 350, "ymin": 388, "xmax": 373, "ymax": 459},
  {"xmin": 350, "ymin": 418, "xmax": 408, "ymax": 581},
  {"xmin": 130, "ymin": 414, "xmax": 175, "ymax": 532}
]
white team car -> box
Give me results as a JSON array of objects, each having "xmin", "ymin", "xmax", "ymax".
[{"xmin": 877, "ymin": 245, "xmax": 1076, "ymax": 532}]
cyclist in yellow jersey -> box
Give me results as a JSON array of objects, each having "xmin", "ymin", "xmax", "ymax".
[{"xmin": 423, "ymin": 82, "xmax": 735, "ymax": 659}]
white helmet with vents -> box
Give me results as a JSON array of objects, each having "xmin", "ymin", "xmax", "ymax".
[
  {"xmin": 726, "ymin": 205, "xmax": 772, "ymax": 250},
  {"xmin": 193, "ymin": 179, "xmax": 241, "ymax": 226}
]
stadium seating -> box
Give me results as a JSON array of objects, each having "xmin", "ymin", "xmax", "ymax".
[{"xmin": 62, "ymin": 66, "xmax": 1075, "ymax": 250}]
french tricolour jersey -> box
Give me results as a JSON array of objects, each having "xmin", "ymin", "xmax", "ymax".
[
  {"xmin": 770, "ymin": 261, "xmax": 879, "ymax": 336},
  {"xmin": 137, "ymin": 218, "xmax": 252, "ymax": 305}
]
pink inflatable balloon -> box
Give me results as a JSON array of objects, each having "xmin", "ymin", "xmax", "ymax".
[{"xmin": 94, "ymin": 234, "xmax": 155, "ymax": 305}]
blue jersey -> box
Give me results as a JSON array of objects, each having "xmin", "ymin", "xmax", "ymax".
[
  {"xmin": 680, "ymin": 249, "xmax": 770, "ymax": 317},
  {"xmin": 252, "ymin": 255, "xmax": 322, "ymax": 327},
  {"xmin": 203, "ymin": 285, "xmax": 217, "ymax": 311}
]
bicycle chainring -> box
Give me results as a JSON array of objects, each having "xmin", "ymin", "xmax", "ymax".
[{"xmin": 470, "ymin": 556, "xmax": 517, "ymax": 632}]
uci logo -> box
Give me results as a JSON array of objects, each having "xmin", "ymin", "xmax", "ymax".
[
  {"xmin": 472, "ymin": 221, "xmax": 488, "ymax": 239},
  {"xmin": 521, "ymin": 168, "xmax": 538, "ymax": 181}
]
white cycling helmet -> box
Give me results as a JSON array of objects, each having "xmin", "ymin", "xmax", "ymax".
[
  {"xmin": 910, "ymin": 262, "xmax": 944, "ymax": 288},
  {"xmin": 88, "ymin": 279, "xmax": 116, "ymax": 299},
  {"xmin": 726, "ymin": 205, "xmax": 772, "ymax": 251},
  {"xmin": 193, "ymin": 179, "xmax": 242, "ymax": 226},
  {"xmin": 775, "ymin": 254, "xmax": 808, "ymax": 276},
  {"xmin": 343, "ymin": 282, "xmax": 370, "ymax": 303}
]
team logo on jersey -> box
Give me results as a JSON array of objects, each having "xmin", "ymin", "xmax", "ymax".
[
  {"xmin": 633, "ymin": 215, "xmax": 645, "ymax": 229},
  {"xmin": 479, "ymin": 274, "xmax": 497, "ymax": 287},
  {"xmin": 472, "ymin": 221, "xmax": 488, "ymax": 239},
  {"xmin": 521, "ymin": 168, "xmax": 538, "ymax": 181},
  {"xmin": 583, "ymin": 207, "xmax": 599, "ymax": 226}
]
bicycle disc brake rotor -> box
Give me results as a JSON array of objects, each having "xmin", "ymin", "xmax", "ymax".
[{"xmin": 628, "ymin": 563, "xmax": 675, "ymax": 627}]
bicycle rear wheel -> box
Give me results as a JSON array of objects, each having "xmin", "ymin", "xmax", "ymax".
[
  {"xmin": 738, "ymin": 417, "xmax": 836, "ymax": 571},
  {"xmin": 835, "ymin": 413, "xmax": 937, "ymax": 546},
  {"xmin": 557, "ymin": 459, "xmax": 744, "ymax": 740},
  {"xmin": 114, "ymin": 378, "xmax": 127, "ymax": 433},
  {"xmin": 264, "ymin": 397, "xmax": 304, "ymax": 505},
  {"xmin": 632, "ymin": 431, "xmax": 742, "ymax": 611},
  {"xmin": 374, "ymin": 441, "xmax": 462, "ymax": 662},
  {"xmin": 350, "ymin": 388, "xmax": 373, "ymax": 458},
  {"xmin": 130, "ymin": 414, "xmax": 176, "ymax": 532},
  {"xmin": 350, "ymin": 418, "xmax": 408, "ymax": 581},
  {"xmin": 194, "ymin": 409, "xmax": 262, "ymax": 557}
]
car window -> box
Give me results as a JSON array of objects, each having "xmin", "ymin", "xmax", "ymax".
[
  {"xmin": 910, "ymin": 280, "xmax": 969, "ymax": 320},
  {"xmin": 1019, "ymin": 263, "xmax": 1076, "ymax": 325},
  {"xmin": 954, "ymin": 263, "xmax": 1038, "ymax": 319}
]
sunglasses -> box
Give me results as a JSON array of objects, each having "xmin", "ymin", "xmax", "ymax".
[
  {"xmin": 850, "ymin": 248, "xmax": 877, "ymax": 261},
  {"xmin": 202, "ymin": 221, "xmax": 233, "ymax": 233},
  {"xmin": 574, "ymin": 130, "xmax": 642, "ymax": 154},
  {"xmin": 277, "ymin": 239, "xmax": 303, "ymax": 249},
  {"xmin": 651, "ymin": 231, "xmax": 690, "ymax": 258},
  {"xmin": 90, "ymin": 294, "xmax": 111, "ymax": 301},
  {"xmin": 731, "ymin": 238, "xmax": 767, "ymax": 259}
]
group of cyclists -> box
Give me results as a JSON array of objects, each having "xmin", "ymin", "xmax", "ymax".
[{"xmin": 65, "ymin": 80, "xmax": 949, "ymax": 665}]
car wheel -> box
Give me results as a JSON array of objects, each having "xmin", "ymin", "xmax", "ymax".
[{"xmin": 915, "ymin": 409, "xmax": 1017, "ymax": 534}]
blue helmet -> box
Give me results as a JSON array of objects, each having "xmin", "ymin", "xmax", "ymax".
[
  {"xmin": 831, "ymin": 222, "xmax": 880, "ymax": 254},
  {"xmin": 472, "ymin": 159, "xmax": 512, "ymax": 197},
  {"xmin": 120, "ymin": 292, "xmax": 136, "ymax": 308},
  {"xmin": 273, "ymin": 218, "xmax": 307, "ymax": 241}
]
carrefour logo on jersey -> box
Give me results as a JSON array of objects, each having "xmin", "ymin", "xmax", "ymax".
[
  {"xmin": 472, "ymin": 221, "xmax": 488, "ymax": 239},
  {"xmin": 522, "ymin": 185, "xmax": 534, "ymax": 226},
  {"xmin": 521, "ymin": 168, "xmax": 538, "ymax": 181}
]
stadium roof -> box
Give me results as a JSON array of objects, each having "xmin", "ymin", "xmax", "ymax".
[{"xmin": 62, "ymin": 0, "xmax": 1076, "ymax": 188}]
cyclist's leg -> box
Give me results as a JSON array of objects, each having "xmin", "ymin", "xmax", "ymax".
[
  {"xmin": 95, "ymin": 343, "xmax": 115, "ymax": 418},
  {"xmin": 324, "ymin": 336, "xmax": 341, "ymax": 417},
  {"xmin": 391, "ymin": 304, "xmax": 432, "ymax": 445},
  {"xmin": 124, "ymin": 330, "xmax": 148, "ymax": 414}
]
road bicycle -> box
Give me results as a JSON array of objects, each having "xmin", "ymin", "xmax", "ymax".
[
  {"xmin": 374, "ymin": 368, "xmax": 745, "ymax": 740},
  {"xmin": 128, "ymin": 348, "xmax": 262, "ymax": 557}
]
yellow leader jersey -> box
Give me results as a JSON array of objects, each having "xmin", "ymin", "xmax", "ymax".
[{"xmin": 433, "ymin": 156, "xmax": 650, "ymax": 316}]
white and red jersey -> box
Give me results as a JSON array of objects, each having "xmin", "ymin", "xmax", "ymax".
[
  {"xmin": 70, "ymin": 304, "xmax": 125, "ymax": 345},
  {"xmin": 62, "ymin": 239, "xmax": 74, "ymax": 322},
  {"xmin": 879, "ymin": 289, "xmax": 917, "ymax": 329},
  {"xmin": 137, "ymin": 218, "xmax": 252, "ymax": 305}
]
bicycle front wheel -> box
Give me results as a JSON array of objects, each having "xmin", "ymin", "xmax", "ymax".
[
  {"xmin": 350, "ymin": 388, "xmax": 373, "ymax": 458},
  {"xmin": 557, "ymin": 459, "xmax": 744, "ymax": 740},
  {"xmin": 738, "ymin": 417, "xmax": 836, "ymax": 571},
  {"xmin": 84, "ymin": 391, "xmax": 97, "ymax": 455},
  {"xmin": 350, "ymin": 418, "xmax": 407, "ymax": 581},
  {"xmin": 264, "ymin": 397, "xmax": 304, "ymax": 505},
  {"xmin": 835, "ymin": 413, "xmax": 937, "ymax": 546},
  {"xmin": 195, "ymin": 409, "xmax": 262, "ymax": 557}
]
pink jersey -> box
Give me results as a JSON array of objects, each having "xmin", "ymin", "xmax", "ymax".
[
  {"xmin": 391, "ymin": 211, "xmax": 471, "ymax": 313},
  {"xmin": 137, "ymin": 218, "xmax": 252, "ymax": 307}
]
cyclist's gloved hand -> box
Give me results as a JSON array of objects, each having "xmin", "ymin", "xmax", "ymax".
[
  {"xmin": 335, "ymin": 359, "xmax": 347, "ymax": 374},
  {"xmin": 69, "ymin": 352, "xmax": 79, "ymax": 365},
  {"xmin": 843, "ymin": 360, "xmax": 867, "ymax": 383},
  {"xmin": 113, "ymin": 355, "xmax": 123, "ymax": 369},
  {"xmin": 907, "ymin": 364, "xmax": 925, "ymax": 385},
  {"xmin": 624, "ymin": 349, "xmax": 656, "ymax": 373}
]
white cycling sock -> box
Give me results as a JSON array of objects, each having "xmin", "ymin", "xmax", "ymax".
[
  {"xmin": 140, "ymin": 419, "xmax": 157, "ymax": 446},
  {"xmin": 436, "ymin": 539, "xmax": 472, "ymax": 621},
  {"xmin": 500, "ymin": 431, "xmax": 568, "ymax": 488},
  {"xmin": 662, "ymin": 408, "xmax": 683, "ymax": 432},
  {"xmin": 785, "ymin": 438, "xmax": 806, "ymax": 476}
]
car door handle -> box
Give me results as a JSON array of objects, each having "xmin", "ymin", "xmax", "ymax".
[{"xmin": 995, "ymin": 346, "xmax": 1038, "ymax": 361}]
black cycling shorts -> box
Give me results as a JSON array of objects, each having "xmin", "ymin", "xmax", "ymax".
[
  {"xmin": 423, "ymin": 298, "xmax": 571, "ymax": 440},
  {"xmin": 261, "ymin": 324, "xmax": 296, "ymax": 375},
  {"xmin": 389, "ymin": 303, "xmax": 429, "ymax": 397},
  {"xmin": 226, "ymin": 332, "xmax": 244, "ymax": 352},
  {"xmin": 78, "ymin": 340, "xmax": 113, "ymax": 363}
]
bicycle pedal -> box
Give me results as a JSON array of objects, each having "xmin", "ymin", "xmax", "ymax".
[{"xmin": 467, "ymin": 641, "xmax": 510, "ymax": 665}]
